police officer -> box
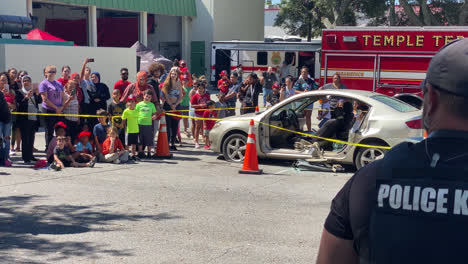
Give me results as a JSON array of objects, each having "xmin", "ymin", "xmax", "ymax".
[{"xmin": 316, "ymin": 38, "xmax": 468, "ymax": 264}]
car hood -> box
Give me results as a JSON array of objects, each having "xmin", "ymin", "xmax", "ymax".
[{"xmin": 220, "ymin": 112, "xmax": 264, "ymax": 122}]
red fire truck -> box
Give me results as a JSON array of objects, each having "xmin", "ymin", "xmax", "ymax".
[{"xmin": 320, "ymin": 27, "xmax": 468, "ymax": 99}]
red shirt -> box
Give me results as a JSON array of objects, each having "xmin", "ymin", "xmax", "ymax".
[
  {"xmin": 101, "ymin": 137, "xmax": 124, "ymax": 155},
  {"xmin": 114, "ymin": 80, "xmax": 131, "ymax": 98},
  {"xmin": 57, "ymin": 77, "xmax": 69, "ymax": 87},
  {"xmin": 217, "ymin": 78, "xmax": 230, "ymax": 91},
  {"xmin": 190, "ymin": 92, "xmax": 210, "ymax": 116},
  {"xmin": 4, "ymin": 91, "xmax": 15, "ymax": 104},
  {"xmin": 203, "ymin": 110, "xmax": 217, "ymax": 130}
]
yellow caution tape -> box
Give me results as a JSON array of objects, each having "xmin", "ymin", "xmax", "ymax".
[
  {"xmin": 164, "ymin": 112, "xmax": 390, "ymax": 150},
  {"xmin": 11, "ymin": 110, "xmax": 381, "ymax": 149}
]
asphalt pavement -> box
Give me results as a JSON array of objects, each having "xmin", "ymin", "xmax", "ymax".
[{"xmin": 0, "ymin": 130, "xmax": 353, "ymax": 264}]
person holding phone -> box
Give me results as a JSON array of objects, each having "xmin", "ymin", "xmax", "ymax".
[
  {"xmin": 79, "ymin": 58, "xmax": 95, "ymax": 127},
  {"xmin": 63, "ymin": 80, "xmax": 80, "ymax": 143}
]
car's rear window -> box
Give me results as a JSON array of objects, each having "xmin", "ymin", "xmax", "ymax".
[{"xmin": 371, "ymin": 95, "xmax": 418, "ymax": 112}]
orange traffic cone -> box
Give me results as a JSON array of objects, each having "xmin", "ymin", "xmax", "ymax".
[
  {"xmin": 255, "ymin": 105, "xmax": 259, "ymax": 113},
  {"xmin": 239, "ymin": 119, "xmax": 262, "ymax": 174},
  {"xmin": 154, "ymin": 113, "xmax": 173, "ymax": 159}
]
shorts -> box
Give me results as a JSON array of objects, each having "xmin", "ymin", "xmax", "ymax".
[
  {"xmin": 138, "ymin": 125, "xmax": 153, "ymax": 147},
  {"xmin": 204, "ymin": 129, "xmax": 211, "ymax": 137},
  {"xmin": 189, "ymin": 107, "xmax": 195, "ymax": 118},
  {"xmin": 57, "ymin": 159, "xmax": 72, "ymax": 167},
  {"xmin": 127, "ymin": 133, "xmax": 139, "ymax": 146},
  {"xmin": 180, "ymin": 105, "xmax": 189, "ymax": 116}
]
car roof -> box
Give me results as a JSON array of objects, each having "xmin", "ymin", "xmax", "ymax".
[{"xmin": 274, "ymin": 89, "xmax": 419, "ymax": 114}]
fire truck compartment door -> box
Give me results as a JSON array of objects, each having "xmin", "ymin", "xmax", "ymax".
[
  {"xmin": 323, "ymin": 54, "xmax": 376, "ymax": 92},
  {"xmin": 376, "ymin": 55, "xmax": 429, "ymax": 95}
]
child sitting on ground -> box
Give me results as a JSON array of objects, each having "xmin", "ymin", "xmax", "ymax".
[
  {"xmin": 108, "ymin": 89, "xmax": 127, "ymax": 146},
  {"xmin": 202, "ymin": 100, "xmax": 217, "ymax": 150},
  {"xmin": 47, "ymin": 122, "xmax": 77, "ymax": 164},
  {"xmin": 122, "ymin": 96, "xmax": 139, "ymax": 161},
  {"xmin": 93, "ymin": 109, "xmax": 110, "ymax": 161},
  {"xmin": 101, "ymin": 127, "xmax": 129, "ymax": 164},
  {"xmin": 75, "ymin": 131, "xmax": 96, "ymax": 163},
  {"xmin": 50, "ymin": 136, "xmax": 96, "ymax": 171}
]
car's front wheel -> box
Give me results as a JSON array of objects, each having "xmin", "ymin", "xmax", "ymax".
[
  {"xmin": 354, "ymin": 144, "xmax": 387, "ymax": 170},
  {"xmin": 222, "ymin": 134, "xmax": 247, "ymax": 163}
]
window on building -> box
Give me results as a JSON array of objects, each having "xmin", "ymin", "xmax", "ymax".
[{"xmin": 257, "ymin": 52, "xmax": 268, "ymax": 65}]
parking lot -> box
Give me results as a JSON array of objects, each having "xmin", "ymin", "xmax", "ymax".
[{"xmin": 1, "ymin": 132, "xmax": 352, "ymax": 264}]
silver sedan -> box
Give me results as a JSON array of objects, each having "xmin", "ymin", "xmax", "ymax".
[{"xmin": 209, "ymin": 90, "xmax": 424, "ymax": 169}]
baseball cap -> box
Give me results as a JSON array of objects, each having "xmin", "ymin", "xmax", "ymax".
[
  {"xmin": 180, "ymin": 60, "xmax": 186, "ymax": 65},
  {"xmin": 54, "ymin": 121, "xmax": 67, "ymax": 130},
  {"xmin": 126, "ymin": 95, "xmax": 136, "ymax": 102},
  {"xmin": 78, "ymin": 131, "xmax": 91, "ymax": 139},
  {"xmin": 426, "ymin": 38, "xmax": 468, "ymax": 97},
  {"xmin": 272, "ymin": 82, "xmax": 280, "ymax": 89},
  {"xmin": 219, "ymin": 70, "xmax": 228, "ymax": 76}
]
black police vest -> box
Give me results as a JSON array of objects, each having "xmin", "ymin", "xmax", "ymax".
[{"xmin": 368, "ymin": 137, "xmax": 468, "ymax": 264}]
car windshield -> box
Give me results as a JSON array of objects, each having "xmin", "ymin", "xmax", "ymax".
[
  {"xmin": 371, "ymin": 95, "xmax": 418, "ymax": 112},
  {"xmin": 276, "ymin": 97, "xmax": 313, "ymax": 112}
]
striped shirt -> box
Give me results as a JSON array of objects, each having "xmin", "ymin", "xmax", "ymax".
[{"xmin": 63, "ymin": 93, "xmax": 79, "ymax": 122}]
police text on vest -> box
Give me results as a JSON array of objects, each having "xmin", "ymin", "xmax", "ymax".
[{"xmin": 378, "ymin": 184, "xmax": 468, "ymax": 215}]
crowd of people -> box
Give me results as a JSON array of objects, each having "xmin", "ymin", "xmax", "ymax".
[{"xmin": 0, "ymin": 57, "xmax": 349, "ymax": 169}]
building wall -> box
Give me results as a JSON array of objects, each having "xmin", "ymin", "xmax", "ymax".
[
  {"xmin": 0, "ymin": 0, "xmax": 27, "ymax": 16},
  {"xmin": 146, "ymin": 14, "xmax": 182, "ymax": 60},
  {"xmin": 33, "ymin": 3, "xmax": 88, "ymax": 31},
  {"xmin": 190, "ymin": 0, "xmax": 214, "ymax": 76},
  {"xmin": 0, "ymin": 44, "xmax": 137, "ymax": 89},
  {"xmin": 213, "ymin": 0, "xmax": 264, "ymax": 41}
]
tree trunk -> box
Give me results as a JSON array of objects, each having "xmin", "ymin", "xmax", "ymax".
[
  {"xmin": 389, "ymin": 0, "xmax": 396, "ymax": 26},
  {"xmin": 334, "ymin": 0, "xmax": 353, "ymax": 26},
  {"xmin": 418, "ymin": 0, "xmax": 441, "ymax": 26},
  {"xmin": 459, "ymin": 2, "xmax": 468, "ymax": 25},
  {"xmin": 307, "ymin": 16, "xmax": 312, "ymax": 41},
  {"xmin": 400, "ymin": 0, "xmax": 423, "ymax": 26}
]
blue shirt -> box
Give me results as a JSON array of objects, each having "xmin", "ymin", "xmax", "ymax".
[
  {"xmin": 93, "ymin": 123, "xmax": 109, "ymax": 144},
  {"xmin": 75, "ymin": 142, "xmax": 93, "ymax": 152}
]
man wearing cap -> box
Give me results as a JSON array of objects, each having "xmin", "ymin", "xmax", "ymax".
[{"xmin": 316, "ymin": 38, "xmax": 468, "ymax": 264}]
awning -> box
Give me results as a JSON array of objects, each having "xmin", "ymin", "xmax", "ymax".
[
  {"xmin": 37, "ymin": 0, "xmax": 197, "ymax": 17},
  {"xmin": 26, "ymin": 28, "xmax": 67, "ymax": 41}
]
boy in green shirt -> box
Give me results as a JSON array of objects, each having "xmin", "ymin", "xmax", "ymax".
[
  {"xmin": 135, "ymin": 90, "xmax": 157, "ymax": 159},
  {"xmin": 122, "ymin": 96, "xmax": 140, "ymax": 161}
]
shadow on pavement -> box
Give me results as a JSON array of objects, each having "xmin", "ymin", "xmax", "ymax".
[{"xmin": 0, "ymin": 195, "xmax": 182, "ymax": 263}]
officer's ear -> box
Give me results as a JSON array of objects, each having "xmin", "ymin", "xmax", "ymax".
[{"xmin": 425, "ymin": 83, "xmax": 440, "ymax": 116}]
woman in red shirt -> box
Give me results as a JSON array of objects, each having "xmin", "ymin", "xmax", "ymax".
[
  {"xmin": 57, "ymin": 66, "xmax": 71, "ymax": 87},
  {"xmin": 190, "ymin": 82, "xmax": 210, "ymax": 149}
]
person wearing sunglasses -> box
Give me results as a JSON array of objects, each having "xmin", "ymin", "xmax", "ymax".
[
  {"xmin": 39, "ymin": 65, "xmax": 65, "ymax": 149},
  {"xmin": 113, "ymin": 68, "xmax": 131, "ymax": 100}
]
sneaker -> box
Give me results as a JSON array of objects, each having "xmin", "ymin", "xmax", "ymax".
[
  {"xmin": 31, "ymin": 157, "xmax": 38, "ymax": 162},
  {"xmin": 88, "ymin": 157, "xmax": 97, "ymax": 168},
  {"xmin": 195, "ymin": 143, "xmax": 200, "ymax": 149},
  {"xmin": 131, "ymin": 155, "xmax": 141, "ymax": 161},
  {"xmin": 4, "ymin": 160, "xmax": 12, "ymax": 167},
  {"xmin": 138, "ymin": 152, "xmax": 146, "ymax": 159},
  {"xmin": 147, "ymin": 153, "xmax": 152, "ymax": 159},
  {"xmin": 113, "ymin": 159, "xmax": 121, "ymax": 164},
  {"xmin": 203, "ymin": 145, "xmax": 210, "ymax": 150},
  {"xmin": 49, "ymin": 162, "xmax": 61, "ymax": 171},
  {"xmin": 9, "ymin": 150, "xmax": 16, "ymax": 156},
  {"xmin": 170, "ymin": 145, "xmax": 178, "ymax": 151}
]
